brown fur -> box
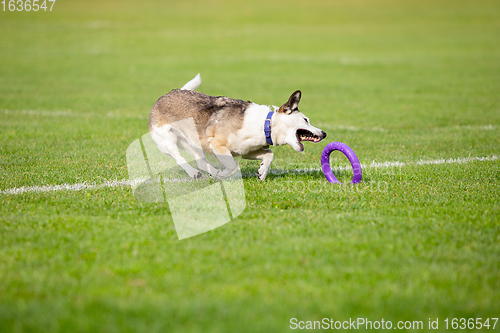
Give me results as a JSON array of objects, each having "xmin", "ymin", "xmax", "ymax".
[{"xmin": 149, "ymin": 89, "xmax": 250, "ymax": 152}]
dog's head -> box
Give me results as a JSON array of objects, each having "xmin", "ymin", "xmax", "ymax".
[{"xmin": 273, "ymin": 90, "xmax": 326, "ymax": 152}]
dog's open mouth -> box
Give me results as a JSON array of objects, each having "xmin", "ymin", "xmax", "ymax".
[{"xmin": 296, "ymin": 129, "xmax": 322, "ymax": 143}]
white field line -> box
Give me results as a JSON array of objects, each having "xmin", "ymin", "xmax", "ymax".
[
  {"xmin": 267, "ymin": 155, "xmax": 499, "ymax": 176},
  {"xmin": 316, "ymin": 123, "xmax": 387, "ymax": 132},
  {"xmin": 0, "ymin": 179, "xmax": 142, "ymax": 196},
  {"xmin": 1, "ymin": 155, "xmax": 498, "ymax": 196},
  {"xmin": 453, "ymin": 124, "xmax": 497, "ymax": 131},
  {"xmin": 317, "ymin": 123, "xmax": 497, "ymax": 132}
]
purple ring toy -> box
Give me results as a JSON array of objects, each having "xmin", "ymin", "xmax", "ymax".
[{"xmin": 321, "ymin": 142, "xmax": 362, "ymax": 184}]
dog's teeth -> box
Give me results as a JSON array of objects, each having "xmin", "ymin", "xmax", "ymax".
[{"xmin": 298, "ymin": 132, "xmax": 322, "ymax": 143}]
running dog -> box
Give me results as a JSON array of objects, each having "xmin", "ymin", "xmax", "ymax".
[{"xmin": 148, "ymin": 74, "xmax": 326, "ymax": 181}]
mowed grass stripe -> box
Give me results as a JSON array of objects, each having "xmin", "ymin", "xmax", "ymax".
[
  {"xmin": 1, "ymin": 0, "xmax": 499, "ymax": 331},
  {"xmin": 2, "ymin": 109, "xmax": 498, "ymax": 132},
  {"xmin": 1, "ymin": 154, "xmax": 497, "ymax": 195}
]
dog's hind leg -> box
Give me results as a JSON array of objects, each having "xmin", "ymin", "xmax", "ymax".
[
  {"xmin": 178, "ymin": 139, "xmax": 219, "ymax": 178},
  {"xmin": 150, "ymin": 126, "xmax": 202, "ymax": 179},
  {"xmin": 242, "ymin": 148, "xmax": 274, "ymax": 181}
]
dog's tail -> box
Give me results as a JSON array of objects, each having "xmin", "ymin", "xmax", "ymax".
[{"xmin": 181, "ymin": 73, "xmax": 202, "ymax": 91}]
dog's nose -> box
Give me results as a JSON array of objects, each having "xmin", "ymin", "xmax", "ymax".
[{"xmin": 322, "ymin": 131, "xmax": 327, "ymax": 138}]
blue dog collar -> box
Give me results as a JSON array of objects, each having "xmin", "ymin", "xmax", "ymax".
[{"xmin": 264, "ymin": 111, "xmax": 274, "ymax": 145}]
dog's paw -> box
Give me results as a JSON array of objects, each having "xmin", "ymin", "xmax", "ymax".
[
  {"xmin": 257, "ymin": 164, "xmax": 269, "ymax": 181},
  {"xmin": 216, "ymin": 170, "xmax": 231, "ymax": 180},
  {"xmin": 257, "ymin": 170, "xmax": 269, "ymax": 181},
  {"xmin": 216, "ymin": 168, "xmax": 236, "ymax": 180},
  {"xmin": 191, "ymin": 171, "xmax": 202, "ymax": 179}
]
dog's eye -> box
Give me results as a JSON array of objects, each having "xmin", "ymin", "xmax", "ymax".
[{"xmin": 303, "ymin": 118, "xmax": 309, "ymax": 124}]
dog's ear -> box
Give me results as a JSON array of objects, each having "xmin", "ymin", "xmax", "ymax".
[
  {"xmin": 278, "ymin": 90, "xmax": 301, "ymax": 114},
  {"xmin": 288, "ymin": 90, "xmax": 301, "ymax": 110}
]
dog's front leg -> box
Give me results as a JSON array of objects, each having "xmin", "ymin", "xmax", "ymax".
[{"xmin": 242, "ymin": 148, "xmax": 273, "ymax": 181}]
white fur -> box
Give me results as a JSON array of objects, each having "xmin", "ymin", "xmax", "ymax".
[
  {"xmin": 272, "ymin": 111, "xmax": 324, "ymax": 153},
  {"xmin": 227, "ymin": 103, "xmax": 270, "ymax": 156},
  {"xmin": 150, "ymin": 122, "xmax": 219, "ymax": 179},
  {"xmin": 181, "ymin": 73, "xmax": 202, "ymax": 91}
]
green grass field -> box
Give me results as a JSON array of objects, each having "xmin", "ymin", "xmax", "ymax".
[{"xmin": 1, "ymin": 0, "xmax": 499, "ymax": 331}]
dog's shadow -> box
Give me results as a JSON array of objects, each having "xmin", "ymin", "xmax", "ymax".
[{"xmin": 240, "ymin": 167, "xmax": 369, "ymax": 183}]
